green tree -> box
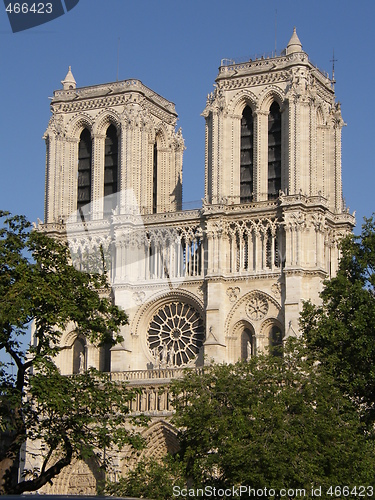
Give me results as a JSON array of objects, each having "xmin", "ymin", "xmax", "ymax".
[
  {"xmin": 169, "ymin": 344, "xmax": 374, "ymax": 495},
  {"xmin": 301, "ymin": 215, "xmax": 375, "ymax": 426},
  {"xmin": 107, "ymin": 343, "xmax": 375, "ymax": 499},
  {"xmin": 0, "ymin": 211, "xmax": 143, "ymax": 494},
  {"xmin": 105, "ymin": 454, "xmax": 186, "ymax": 499}
]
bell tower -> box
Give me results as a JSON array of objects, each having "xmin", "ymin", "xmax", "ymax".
[
  {"xmin": 201, "ymin": 28, "xmax": 354, "ymax": 342},
  {"xmin": 202, "ymin": 28, "xmax": 344, "ymax": 213},
  {"xmin": 44, "ymin": 69, "xmax": 184, "ymax": 224}
]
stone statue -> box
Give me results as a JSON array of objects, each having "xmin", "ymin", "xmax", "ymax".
[
  {"xmin": 168, "ymin": 343, "xmax": 175, "ymax": 367},
  {"xmin": 79, "ymin": 351, "xmax": 85, "ymax": 373},
  {"xmin": 161, "ymin": 343, "xmax": 168, "ymax": 367},
  {"xmin": 246, "ymin": 340, "xmax": 252, "ymax": 361},
  {"xmin": 149, "ymin": 390, "xmax": 156, "ymax": 411},
  {"xmin": 152, "ymin": 347, "xmax": 159, "ymax": 368}
]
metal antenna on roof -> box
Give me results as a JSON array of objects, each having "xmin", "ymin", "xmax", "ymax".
[
  {"xmin": 116, "ymin": 37, "xmax": 120, "ymax": 82},
  {"xmin": 330, "ymin": 49, "xmax": 337, "ymax": 89},
  {"xmin": 274, "ymin": 9, "xmax": 277, "ymax": 56}
]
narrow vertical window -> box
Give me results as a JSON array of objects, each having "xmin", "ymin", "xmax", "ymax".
[
  {"xmin": 268, "ymin": 102, "xmax": 281, "ymax": 200},
  {"xmin": 77, "ymin": 128, "xmax": 92, "ymax": 212},
  {"xmin": 269, "ymin": 326, "xmax": 283, "ymax": 356},
  {"xmin": 153, "ymin": 141, "xmax": 158, "ymax": 213},
  {"xmin": 104, "ymin": 124, "xmax": 118, "ymax": 214},
  {"xmin": 240, "ymin": 106, "xmax": 254, "ymax": 203}
]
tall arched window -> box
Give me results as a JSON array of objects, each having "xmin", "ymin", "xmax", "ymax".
[
  {"xmin": 104, "ymin": 124, "xmax": 118, "ymax": 214},
  {"xmin": 240, "ymin": 106, "xmax": 254, "ymax": 203},
  {"xmin": 153, "ymin": 141, "xmax": 158, "ymax": 213},
  {"xmin": 77, "ymin": 128, "xmax": 92, "ymax": 212},
  {"xmin": 268, "ymin": 102, "xmax": 281, "ymax": 200}
]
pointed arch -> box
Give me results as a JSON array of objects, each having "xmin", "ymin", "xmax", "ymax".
[
  {"xmin": 260, "ymin": 318, "xmax": 284, "ymax": 356},
  {"xmin": 228, "ymin": 90, "xmax": 257, "ymax": 116},
  {"xmin": 258, "ymin": 86, "xmax": 285, "ymax": 113},
  {"xmin": 153, "ymin": 123, "xmax": 169, "ymax": 149},
  {"xmin": 92, "ymin": 109, "xmax": 122, "ymax": 136},
  {"xmin": 316, "ymin": 106, "xmax": 324, "ymax": 126},
  {"xmin": 67, "ymin": 113, "xmax": 94, "ymax": 141},
  {"xmin": 123, "ymin": 421, "xmax": 179, "ymax": 474},
  {"xmin": 40, "ymin": 457, "xmax": 102, "ymax": 495}
]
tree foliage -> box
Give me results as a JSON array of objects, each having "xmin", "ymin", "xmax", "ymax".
[
  {"xmin": 301, "ymin": 215, "xmax": 375, "ymax": 426},
  {"xmin": 105, "ymin": 454, "xmax": 186, "ymax": 499},
  {"xmin": 108, "ymin": 343, "xmax": 375, "ymax": 499},
  {"xmin": 0, "ymin": 211, "xmax": 142, "ymax": 494},
  {"xmin": 169, "ymin": 345, "xmax": 374, "ymax": 494}
]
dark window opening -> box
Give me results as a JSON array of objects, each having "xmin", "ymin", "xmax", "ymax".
[
  {"xmin": 77, "ymin": 128, "xmax": 92, "ymax": 212},
  {"xmin": 268, "ymin": 102, "xmax": 281, "ymax": 200},
  {"xmin": 104, "ymin": 124, "xmax": 118, "ymax": 215},
  {"xmin": 241, "ymin": 328, "xmax": 254, "ymax": 360},
  {"xmin": 269, "ymin": 326, "xmax": 283, "ymax": 356},
  {"xmin": 240, "ymin": 106, "xmax": 254, "ymax": 203}
]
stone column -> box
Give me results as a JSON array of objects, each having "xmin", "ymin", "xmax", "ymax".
[
  {"xmin": 92, "ymin": 133, "xmax": 106, "ymax": 220},
  {"xmin": 254, "ymin": 110, "xmax": 269, "ymax": 201}
]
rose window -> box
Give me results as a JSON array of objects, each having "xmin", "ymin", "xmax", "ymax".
[
  {"xmin": 246, "ymin": 295, "xmax": 269, "ymax": 320},
  {"xmin": 147, "ymin": 302, "xmax": 204, "ymax": 366}
]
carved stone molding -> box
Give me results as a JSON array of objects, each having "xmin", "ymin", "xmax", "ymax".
[
  {"xmin": 246, "ymin": 294, "xmax": 269, "ymax": 321},
  {"xmin": 133, "ymin": 291, "xmax": 146, "ymax": 305},
  {"xmin": 227, "ymin": 286, "xmax": 240, "ymax": 302}
]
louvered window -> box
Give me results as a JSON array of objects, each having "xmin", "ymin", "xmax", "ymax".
[
  {"xmin": 240, "ymin": 106, "xmax": 254, "ymax": 203},
  {"xmin": 268, "ymin": 102, "xmax": 281, "ymax": 200},
  {"xmin": 77, "ymin": 128, "xmax": 92, "ymax": 212},
  {"xmin": 104, "ymin": 124, "xmax": 118, "ymax": 214}
]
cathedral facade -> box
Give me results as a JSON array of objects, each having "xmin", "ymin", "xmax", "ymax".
[{"xmin": 29, "ymin": 29, "xmax": 354, "ymax": 493}]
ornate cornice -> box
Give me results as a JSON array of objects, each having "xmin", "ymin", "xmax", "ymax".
[
  {"xmin": 218, "ymin": 70, "xmax": 290, "ymax": 92},
  {"xmin": 53, "ymin": 79, "xmax": 176, "ymax": 114}
]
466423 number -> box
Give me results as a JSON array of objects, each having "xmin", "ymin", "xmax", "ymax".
[{"xmin": 5, "ymin": 3, "xmax": 53, "ymax": 14}]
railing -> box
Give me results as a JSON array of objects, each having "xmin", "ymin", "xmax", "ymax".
[{"xmin": 110, "ymin": 366, "xmax": 204, "ymax": 383}]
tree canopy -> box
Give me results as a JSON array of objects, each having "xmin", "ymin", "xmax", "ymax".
[
  {"xmin": 0, "ymin": 211, "xmax": 142, "ymax": 494},
  {"xmin": 170, "ymin": 345, "xmax": 374, "ymax": 494},
  {"xmin": 108, "ymin": 342, "xmax": 375, "ymax": 499},
  {"xmin": 301, "ymin": 215, "xmax": 375, "ymax": 426}
]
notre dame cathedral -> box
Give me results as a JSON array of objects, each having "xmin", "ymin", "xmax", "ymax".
[{"xmin": 24, "ymin": 29, "xmax": 354, "ymax": 493}]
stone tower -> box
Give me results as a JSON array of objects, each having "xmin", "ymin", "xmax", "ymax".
[
  {"xmin": 44, "ymin": 74, "xmax": 184, "ymax": 224},
  {"xmin": 199, "ymin": 27, "xmax": 355, "ymax": 356}
]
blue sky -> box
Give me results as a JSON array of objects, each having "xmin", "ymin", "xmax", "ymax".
[{"xmin": 0, "ymin": 0, "xmax": 374, "ymax": 232}]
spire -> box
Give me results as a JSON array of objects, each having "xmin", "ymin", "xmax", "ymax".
[
  {"xmin": 286, "ymin": 27, "xmax": 302, "ymax": 55},
  {"xmin": 61, "ymin": 66, "xmax": 76, "ymax": 90}
]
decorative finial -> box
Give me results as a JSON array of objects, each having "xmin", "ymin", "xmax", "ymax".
[
  {"xmin": 286, "ymin": 27, "xmax": 302, "ymax": 55},
  {"xmin": 61, "ymin": 66, "xmax": 76, "ymax": 90}
]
